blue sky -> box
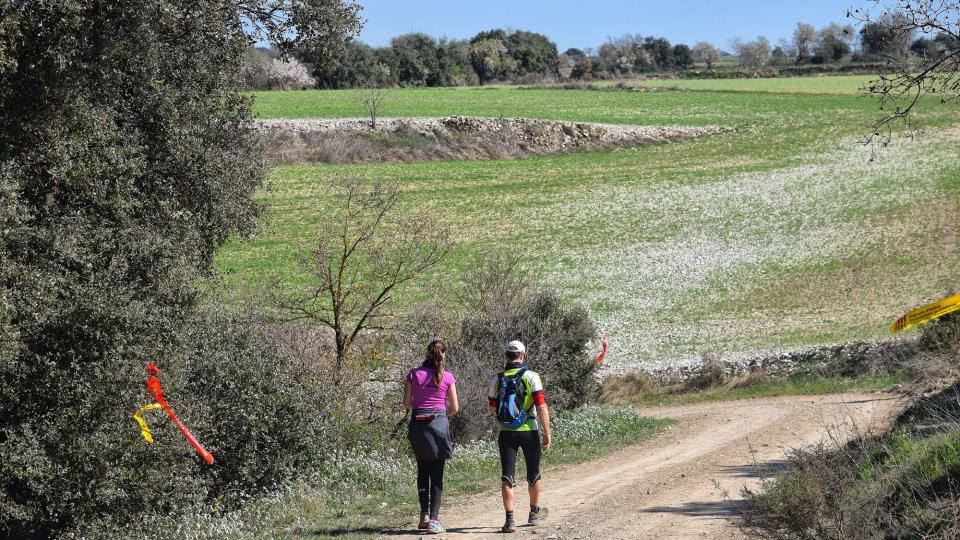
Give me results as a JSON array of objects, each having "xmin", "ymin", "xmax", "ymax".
[{"xmin": 355, "ymin": 0, "xmax": 876, "ymax": 52}]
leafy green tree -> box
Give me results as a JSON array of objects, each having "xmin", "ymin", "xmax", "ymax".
[
  {"xmin": 0, "ymin": 0, "xmax": 360, "ymax": 536},
  {"xmin": 506, "ymin": 30, "xmax": 559, "ymax": 77},
  {"xmin": 470, "ymin": 38, "xmax": 515, "ymax": 83},
  {"xmin": 314, "ymin": 40, "xmax": 379, "ymax": 89},
  {"xmin": 858, "ymin": 13, "xmax": 914, "ymax": 60},
  {"xmin": 910, "ymin": 36, "xmax": 933, "ymax": 57},
  {"xmin": 644, "ymin": 36, "xmax": 674, "ymax": 70},
  {"xmin": 470, "ymin": 28, "xmax": 510, "ymax": 45},
  {"xmin": 672, "ymin": 43, "xmax": 694, "ymax": 69},
  {"xmin": 390, "ymin": 33, "xmax": 440, "ymax": 86},
  {"xmin": 436, "ymin": 38, "xmax": 477, "ymax": 86},
  {"xmin": 814, "ymin": 23, "xmax": 854, "ymax": 62},
  {"xmin": 373, "ymin": 46, "xmax": 401, "ymax": 85},
  {"xmin": 934, "ymin": 31, "xmax": 959, "ymax": 52}
]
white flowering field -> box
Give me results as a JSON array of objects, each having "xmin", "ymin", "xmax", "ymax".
[{"xmin": 218, "ymin": 81, "xmax": 960, "ymax": 375}]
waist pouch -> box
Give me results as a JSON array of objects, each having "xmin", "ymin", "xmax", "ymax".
[{"xmin": 412, "ymin": 408, "xmax": 446, "ymax": 422}]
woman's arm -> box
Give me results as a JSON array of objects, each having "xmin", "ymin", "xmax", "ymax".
[
  {"xmin": 446, "ymin": 383, "xmax": 460, "ymax": 417},
  {"xmin": 402, "ymin": 380, "xmax": 412, "ymax": 410}
]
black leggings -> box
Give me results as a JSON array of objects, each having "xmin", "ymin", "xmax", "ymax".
[
  {"xmin": 498, "ymin": 430, "xmax": 541, "ymax": 487},
  {"xmin": 416, "ymin": 458, "xmax": 445, "ymax": 519}
]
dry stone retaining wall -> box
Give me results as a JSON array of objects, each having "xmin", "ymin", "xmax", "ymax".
[
  {"xmin": 257, "ymin": 116, "xmax": 725, "ymax": 154},
  {"xmin": 627, "ymin": 338, "xmax": 913, "ymax": 385}
]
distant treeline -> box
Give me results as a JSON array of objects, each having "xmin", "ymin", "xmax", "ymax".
[{"xmin": 243, "ymin": 19, "xmax": 960, "ymax": 90}]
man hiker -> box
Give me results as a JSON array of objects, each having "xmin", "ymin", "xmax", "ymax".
[{"xmin": 488, "ymin": 340, "xmax": 552, "ymax": 533}]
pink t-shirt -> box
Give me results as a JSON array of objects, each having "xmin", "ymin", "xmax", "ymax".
[{"xmin": 406, "ymin": 367, "xmax": 455, "ymax": 411}]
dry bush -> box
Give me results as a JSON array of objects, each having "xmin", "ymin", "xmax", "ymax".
[
  {"xmin": 514, "ymin": 72, "xmax": 557, "ymax": 85},
  {"xmin": 908, "ymin": 313, "xmax": 960, "ymax": 391},
  {"xmin": 682, "ymin": 352, "xmax": 729, "ymax": 391},
  {"xmin": 445, "ymin": 254, "xmax": 599, "ymax": 442},
  {"xmin": 259, "ymin": 122, "xmax": 613, "ymax": 165},
  {"xmin": 599, "ymin": 372, "xmax": 664, "ymax": 404},
  {"xmin": 742, "ymin": 434, "xmax": 888, "ymax": 540},
  {"xmin": 261, "ymin": 130, "xmax": 376, "ymax": 164},
  {"xmin": 726, "ymin": 369, "xmax": 767, "ymax": 390},
  {"xmin": 598, "ymin": 366, "xmax": 768, "ymax": 405}
]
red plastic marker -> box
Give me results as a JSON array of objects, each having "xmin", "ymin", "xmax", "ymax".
[
  {"xmin": 145, "ymin": 363, "xmax": 215, "ymax": 465},
  {"xmin": 594, "ymin": 332, "xmax": 609, "ymax": 364}
]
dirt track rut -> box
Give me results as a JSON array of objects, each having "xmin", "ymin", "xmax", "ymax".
[{"xmin": 386, "ymin": 392, "xmax": 903, "ymax": 540}]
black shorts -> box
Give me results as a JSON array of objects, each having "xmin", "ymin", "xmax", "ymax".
[{"xmin": 498, "ymin": 430, "xmax": 541, "ymax": 487}]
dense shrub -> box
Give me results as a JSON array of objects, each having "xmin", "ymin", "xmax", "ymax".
[
  {"xmin": 445, "ymin": 255, "xmax": 599, "ymax": 442},
  {"xmin": 70, "ymin": 303, "xmax": 344, "ymax": 537},
  {"xmin": 0, "ymin": 0, "xmax": 360, "ymax": 536},
  {"xmin": 0, "ymin": 296, "xmax": 351, "ymax": 538}
]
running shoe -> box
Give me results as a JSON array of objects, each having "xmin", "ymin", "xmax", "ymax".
[
  {"xmin": 426, "ymin": 520, "xmax": 446, "ymax": 534},
  {"xmin": 417, "ymin": 513, "xmax": 430, "ymax": 530},
  {"xmin": 528, "ymin": 507, "xmax": 550, "ymax": 525},
  {"xmin": 501, "ymin": 516, "xmax": 517, "ymax": 533}
]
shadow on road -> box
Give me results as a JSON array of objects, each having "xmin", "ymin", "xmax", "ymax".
[
  {"xmin": 641, "ymin": 498, "xmax": 745, "ymax": 518},
  {"xmin": 302, "ymin": 526, "xmax": 406, "ymax": 537},
  {"xmin": 717, "ymin": 460, "xmax": 788, "ymax": 478}
]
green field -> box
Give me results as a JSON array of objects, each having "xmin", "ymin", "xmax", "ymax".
[
  {"xmin": 218, "ymin": 81, "xmax": 960, "ymax": 373},
  {"xmin": 630, "ymin": 74, "xmax": 875, "ymax": 95}
]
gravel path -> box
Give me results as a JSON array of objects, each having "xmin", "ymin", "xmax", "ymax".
[{"xmin": 385, "ymin": 392, "xmax": 903, "ymax": 539}]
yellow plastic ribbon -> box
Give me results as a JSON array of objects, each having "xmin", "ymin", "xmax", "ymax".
[
  {"xmin": 890, "ymin": 293, "xmax": 960, "ymax": 333},
  {"xmin": 134, "ymin": 403, "xmax": 162, "ymax": 443}
]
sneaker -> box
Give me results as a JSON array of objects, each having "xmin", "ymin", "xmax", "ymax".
[
  {"xmin": 528, "ymin": 507, "xmax": 550, "ymax": 525},
  {"xmin": 501, "ymin": 516, "xmax": 516, "ymax": 533},
  {"xmin": 417, "ymin": 513, "xmax": 430, "ymax": 530},
  {"xmin": 426, "ymin": 520, "xmax": 446, "ymax": 534}
]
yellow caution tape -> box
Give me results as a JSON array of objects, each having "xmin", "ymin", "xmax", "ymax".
[
  {"xmin": 890, "ymin": 293, "xmax": 960, "ymax": 333},
  {"xmin": 134, "ymin": 403, "xmax": 162, "ymax": 444}
]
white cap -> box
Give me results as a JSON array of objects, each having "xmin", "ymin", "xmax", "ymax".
[{"xmin": 505, "ymin": 340, "xmax": 526, "ymax": 354}]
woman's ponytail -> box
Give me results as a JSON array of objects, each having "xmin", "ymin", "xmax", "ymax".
[{"xmin": 424, "ymin": 339, "xmax": 445, "ymax": 387}]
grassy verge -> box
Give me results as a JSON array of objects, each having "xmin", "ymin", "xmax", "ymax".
[{"xmin": 159, "ymin": 406, "xmax": 672, "ymax": 540}]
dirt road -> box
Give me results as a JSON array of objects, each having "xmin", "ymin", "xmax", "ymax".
[{"xmin": 389, "ymin": 392, "xmax": 903, "ymax": 540}]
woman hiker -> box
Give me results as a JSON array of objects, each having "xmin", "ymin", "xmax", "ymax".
[{"xmin": 403, "ymin": 339, "xmax": 459, "ymax": 534}]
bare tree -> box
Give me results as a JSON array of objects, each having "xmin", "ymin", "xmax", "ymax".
[
  {"xmin": 849, "ymin": 1, "xmax": 960, "ymax": 143},
  {"xmin": 277, "ymin": 179, "xmax": 452, "ymax": 379},
  {"xmin": 358, "ymin": 80, "xmax": 389, "ymax": 129},
  {"xmin": 693, "ymin": 42, "xmax": 721, "ymax": 69},
  {"xmin": 731, "ymin": 36, "xmax": 772, "ymax": 69},
  {"xmin": 793, "ymin": 22, "xmax": 817, "ymax": 61}
]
